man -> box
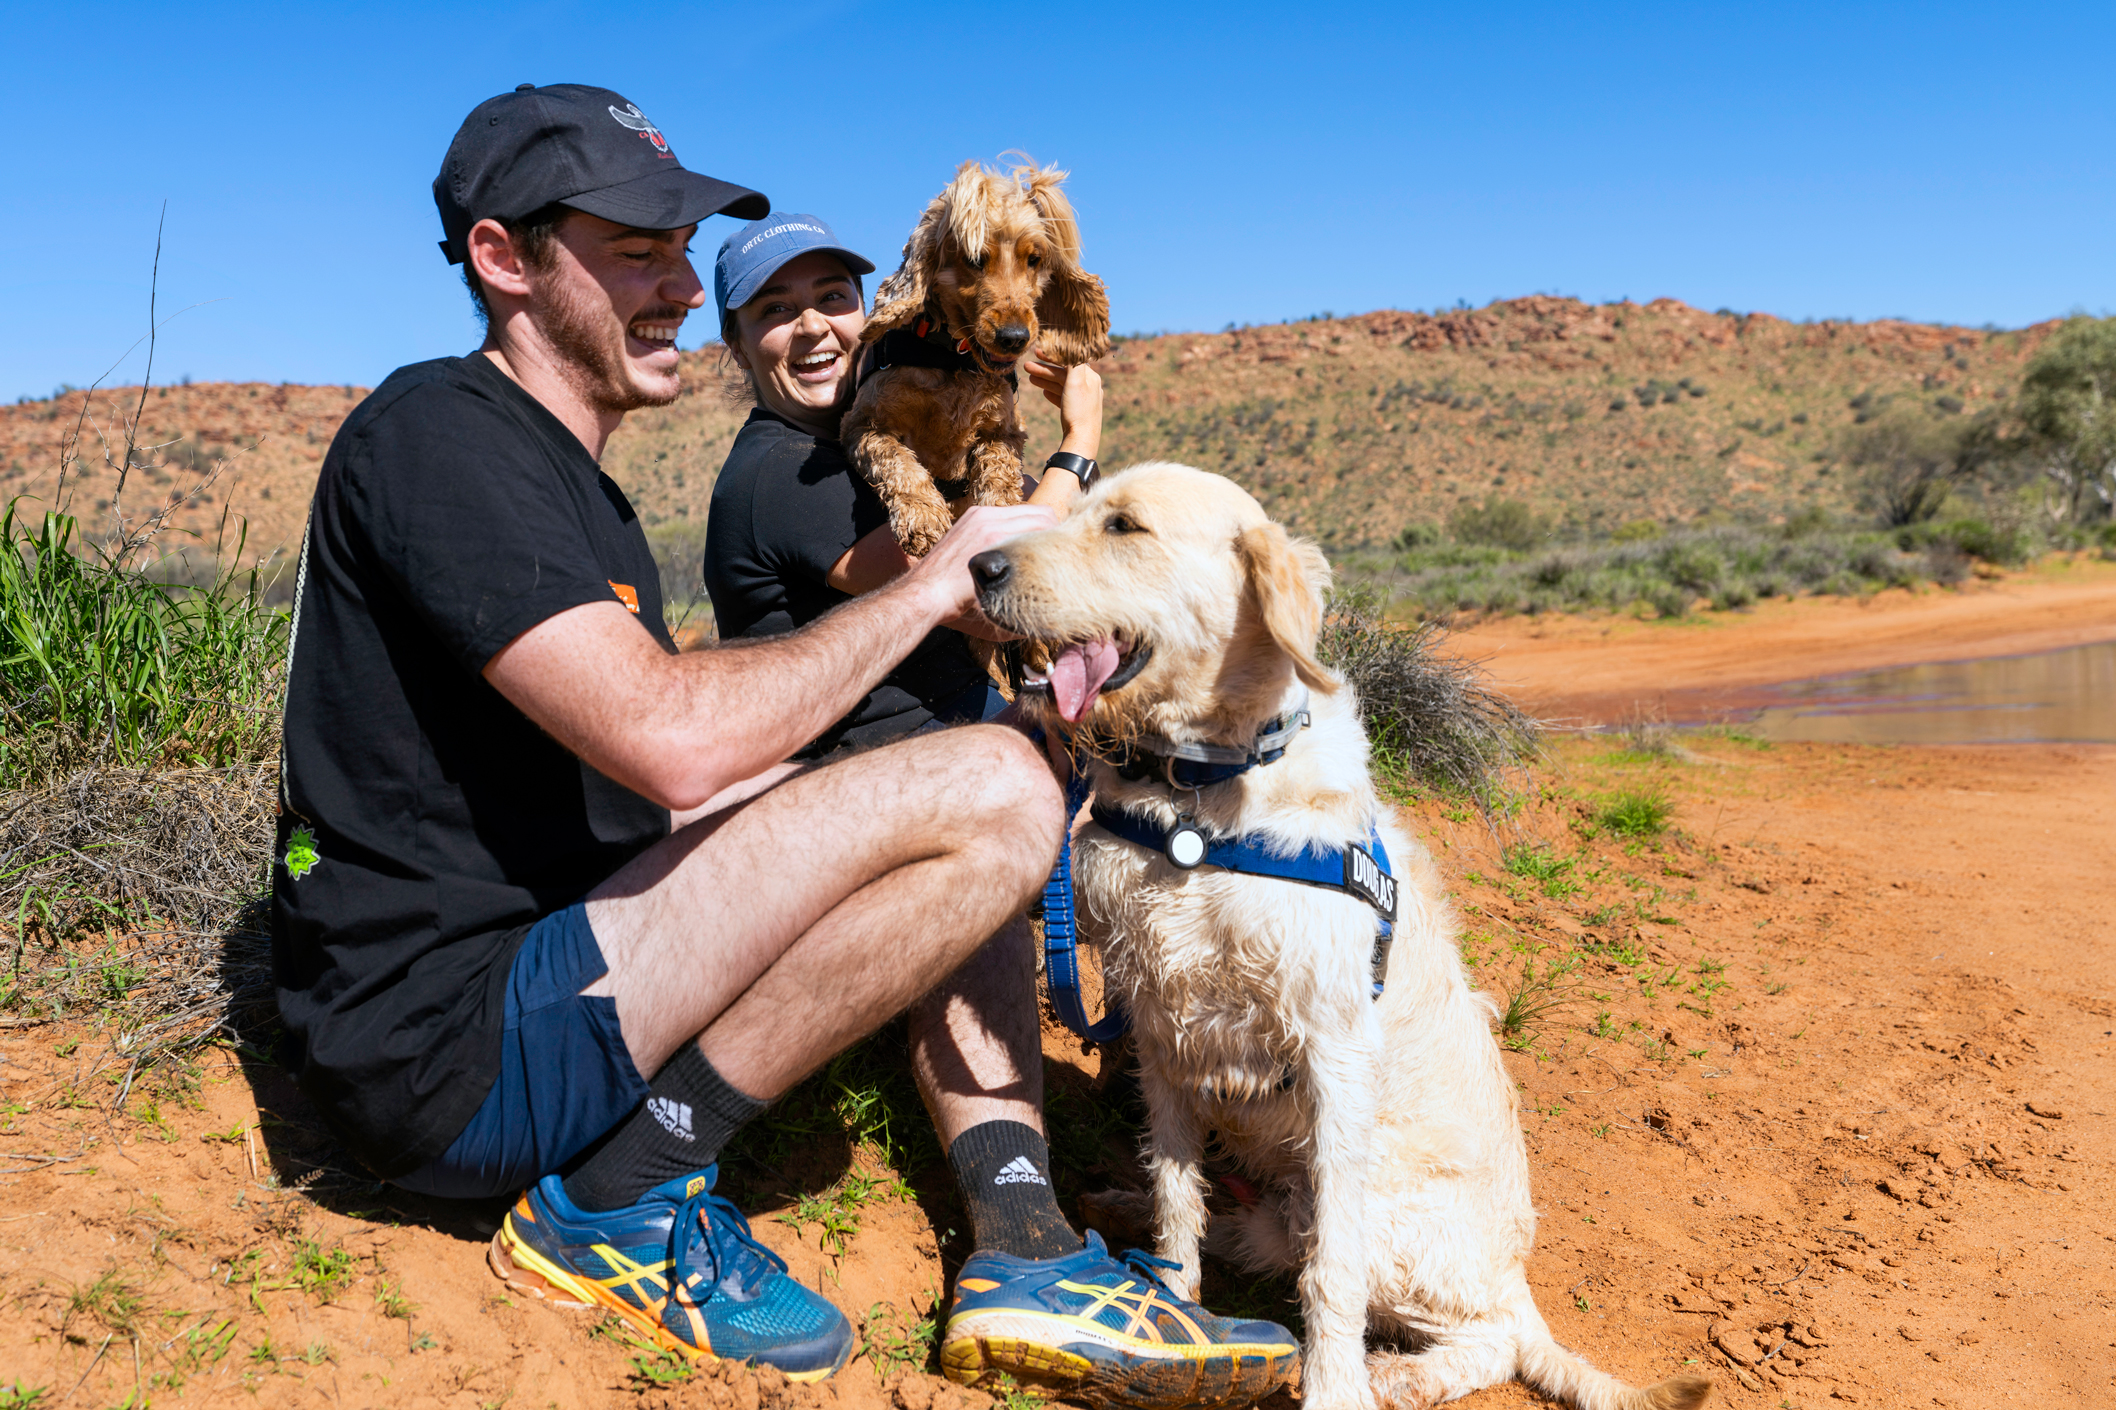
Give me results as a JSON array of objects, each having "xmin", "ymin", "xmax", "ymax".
[{"xmin": 274, "ymin": 83, "xmax": 1296, "ymax": 1404}]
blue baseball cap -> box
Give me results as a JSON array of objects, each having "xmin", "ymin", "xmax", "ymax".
[{"xmin": 714, "ymin": 214, "xmax": 876, "ymax": 327}]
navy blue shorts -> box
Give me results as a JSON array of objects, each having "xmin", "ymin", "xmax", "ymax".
[{"xmin": 393, "ymin": 902, "xmax": 651, "ymax": 1200}]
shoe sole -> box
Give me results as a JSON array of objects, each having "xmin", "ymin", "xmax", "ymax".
[
  {"xmin": 940, "ymin": 1311, "xmax": 1298, "ymax": 1410},
  {"xmin": 491, "ymin": 1218, "xmax": 844, "ymax": 1383}
]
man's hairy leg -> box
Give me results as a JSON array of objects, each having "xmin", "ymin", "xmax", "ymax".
[
  {"xmin": 555, "ymin": 723, "xmax": 1060, "ymax": 1212},
  {"xmin": 583, "ymin": 723, "xmax": 1063, "ymax": 1092},
  {"xmin": 910, "ymin": 916, "xmax": 1043, "ymax": 1145},
  {"xmin": 913, "ymin": 918, "xmax": 1083, "ymax": 1260}
]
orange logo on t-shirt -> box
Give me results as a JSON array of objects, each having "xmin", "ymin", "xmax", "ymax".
[{"xmin": 609, "ymin": 581, "xmax": 640, "ymax": 613}]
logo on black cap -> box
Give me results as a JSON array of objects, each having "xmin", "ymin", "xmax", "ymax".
[{"xmin": 608, "ymin": 103, "xmax": 673, "ymax": 159}]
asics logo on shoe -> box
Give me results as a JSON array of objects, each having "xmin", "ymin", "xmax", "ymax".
[
  {"xmin": 993, "ymin": 1155, "xmax": 1048, "ymax": 1186},
  {"xmin": 646, "ymin": 1097, "xmax": 694, "ymax": 1141}
]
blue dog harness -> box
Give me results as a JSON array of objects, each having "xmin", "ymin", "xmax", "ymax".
[{"xmin": 1040, "ymin": 713, "xmax": 1401, "ymax": 1043}]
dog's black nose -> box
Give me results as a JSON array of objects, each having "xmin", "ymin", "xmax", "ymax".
[
  {"xmin": 993, "ymin": 324, "xmax": 1031, "ymax": 354},
  {"xmin": 968, "ymin": 549, "xmax": 1012, "ymax": 592}
]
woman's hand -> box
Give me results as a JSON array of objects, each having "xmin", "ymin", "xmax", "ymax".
[{"xmin": 1024, "ymin": 358, "xmax": 1102, "ymax": 462}]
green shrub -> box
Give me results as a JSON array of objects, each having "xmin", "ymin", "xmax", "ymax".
[
  {"xmin": 0, "ymin": 503, "xmax": 286, "ymax": 789},
  {"xmin": 1315, "ymin": 586, "xmax": 1538, "ymax": 797},
  {"xmin": 1596, "ymin": 787, "xmax": 1672, "ymax": 837},
  {"xmin": 1449, "ymin": 496, "xmax": 1546, "ymax": 551}
]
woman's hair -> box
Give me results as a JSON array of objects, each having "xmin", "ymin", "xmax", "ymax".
[{"xmin": 714, "ymin": 340, "xmax": 760, "ymax": 409}]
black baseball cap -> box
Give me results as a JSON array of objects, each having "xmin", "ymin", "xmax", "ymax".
[{"xmin": 433, "ymin": 83, "xmax": 769, "ymax": 265}]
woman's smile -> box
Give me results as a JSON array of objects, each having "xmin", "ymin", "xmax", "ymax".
[{"xmin": 791, "ymin": 347, "xmax": 844, "ymax": 384}]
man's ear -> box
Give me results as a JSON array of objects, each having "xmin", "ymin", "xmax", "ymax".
[
  {"xmin": 466, "ymin": 217, "xmax": 535, "ymax": 301},
  {"xmin": 1237, "ymin": 522, "xmax": 1337, "ymax": 693}
]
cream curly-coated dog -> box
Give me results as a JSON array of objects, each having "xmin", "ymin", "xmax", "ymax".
[{"xmin": 970, "ymin": 463, "xmax": 1711, "ymax": 1410}]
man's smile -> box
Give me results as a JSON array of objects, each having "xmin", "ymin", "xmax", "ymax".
[{"xmin": 627, "ymin": 320, "xmax": 681, "ymax": 350}]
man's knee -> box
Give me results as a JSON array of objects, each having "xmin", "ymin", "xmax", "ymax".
[{"xmin": 945, "ymin": 725, "xmax": 1066, "ymax": 858}]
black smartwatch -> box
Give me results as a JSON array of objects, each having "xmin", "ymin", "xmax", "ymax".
[{"xmin": 1045, "ymin": 451, "xmax": 1100, "ymax": 491}]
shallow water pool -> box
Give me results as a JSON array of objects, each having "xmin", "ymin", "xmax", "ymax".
[{"xmin": 1742, "ymin": 639, "xmax": 2116, "ymax": 745}]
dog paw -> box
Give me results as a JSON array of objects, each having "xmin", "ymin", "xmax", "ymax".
[
  {"xmin": 893, "ymin": 499, "xmax": 957, "ymax": 557},
  {"xmin": 1079, "ymin": 1189, "xmax": 1156, "ymax": 1249}
]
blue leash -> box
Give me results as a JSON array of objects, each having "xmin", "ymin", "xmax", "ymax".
[
  {"xmin": 1040, "ymin": 769, "xmax": 1400, "ymax": 1042},
  {"xmin": 1042, "ymin": 770, "xmax": 1129, "ymax": 1041}
]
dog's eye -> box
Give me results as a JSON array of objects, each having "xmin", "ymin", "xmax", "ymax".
[
  {"xmin": 1026, "ymin": 253, "xmax": 1042, "ymax": 268},
  {"xmin": 1105, "ymin": 513, "xmax": 1146, "ymax": 536},
  {"xmin": 964, "ymin": 252, "xmax": 985, "ymax": 271}
]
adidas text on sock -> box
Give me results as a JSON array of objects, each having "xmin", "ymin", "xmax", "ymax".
[
  {"xmin": 947, "ymin": 1120, "xmax": 1077, "ymax": 1261},
  {"xmin": 564, "ymin": 1043, "xmax": 765, "ymax": 1213}
]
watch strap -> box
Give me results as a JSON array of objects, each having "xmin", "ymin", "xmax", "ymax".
[{"xmin": 1045, "ymin": 451, "xmax": 1099, "ymax": 490}]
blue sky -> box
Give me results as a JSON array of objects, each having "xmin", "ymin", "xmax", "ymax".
[{"xmin": 3, "ymin": 1, "xmax": 2111, "ymax": 401}]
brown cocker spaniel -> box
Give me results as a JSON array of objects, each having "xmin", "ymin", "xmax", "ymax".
[{"xmin": 843, "ymin": 157, "xmax": 1111, "ymax": 556}]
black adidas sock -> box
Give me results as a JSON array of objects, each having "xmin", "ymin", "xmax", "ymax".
[
  {"xmin": 948, "ymin": 1120, "xmax": 1080, "ymax": 1261},
  {"xmin": 563, "ymin": 1043, "xmax": 766, "ymax": 1213}
]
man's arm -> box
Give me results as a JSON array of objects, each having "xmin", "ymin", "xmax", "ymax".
[{"xmin": 483, "ymin": 503, "xmax": 1051, "ymax": 812}]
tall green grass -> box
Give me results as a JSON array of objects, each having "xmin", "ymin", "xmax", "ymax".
[{"xmin": 0, "ymin": 501, "xmax": 287, "ymax": 789}]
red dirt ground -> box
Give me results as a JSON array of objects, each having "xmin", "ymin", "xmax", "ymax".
[{"xmin": 0, "ymin": 617, "xmax": 2109, "ymax": 1409}]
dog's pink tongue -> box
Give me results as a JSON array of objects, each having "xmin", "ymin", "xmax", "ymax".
[{"xmin": 1051, "ymin": 638, "xmax": 1122, "ymax": 724}]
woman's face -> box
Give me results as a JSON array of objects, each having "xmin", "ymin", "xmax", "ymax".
[{"xmin": 730, "ymin": 251, "xmax": 866, "ymax": 429}]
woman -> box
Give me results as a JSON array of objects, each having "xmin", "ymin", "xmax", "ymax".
[{"xmin": 702, "ymin": 214, "xmax": 1102, "ymax": 756}]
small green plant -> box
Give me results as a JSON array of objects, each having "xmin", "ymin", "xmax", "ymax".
[
  {"xmin": 287, "ymin": 1240, "xmax": 357, "ymax": 1302},
  {"xmin": 66, "ymin": 1268, "xmax": 143, "ymax": 1342},
  {"xmin": 1590, "ymin": 1010, "xmax": 1619, "ymax": 1039},
  {"xmin": 1574, "ymin": 1294, "xmax": 1592, "ymax": 1312},
  {"xmin": 591, "ymin": 1316, "xmax": 691, "ymax": 1388},
  {"xmin": 0, "ymin": 1383, "xmax": 49, "ymax": 1409},
  {"xmin": 1497, "ymin": 953, "xmax": 1581, "ymax": 1051},
  {"xmin": 1583, "ymin": 933, "xmax": 1644, "ymax": 966},
  {"xmin": 988, "ymin": 1372, "xmax": 1051, "ymax": 1410},
  {"xmin": 1596, "ymin": 787, "xmax": 1673, "ymax": 838},
  {"xmin": 409, "ymin": 1330, "xmax": 439, "ymax": 1353},
  {"xmin": 777, "ymin": 1168, "xmax": 897, "ymax": 1266},
  {"xmin": 863, "ymin": 1300, "xmax": 939, "ymax": 1376},
  {"xmin": 374, "ymin": 1279, "xmax": 415, "ymax": 1320},
  {"xmin": 1590, "ymin": 1124, "xmax": 1611, "ymax": 1140},
  {"xmin": 1502, "ymin": 844, "xmax": 1582, "ymax": 900}
]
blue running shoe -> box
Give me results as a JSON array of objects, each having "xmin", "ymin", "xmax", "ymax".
[
  {"xmin": 490, "ymin": 1165, "xmax": 853, "ymax": 1381},
  {"xmin": 940, "ymin": 1231, "xmax": 1299, "ymax": 1408}
]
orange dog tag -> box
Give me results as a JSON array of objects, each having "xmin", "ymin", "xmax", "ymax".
[{"xmin": 608, "ymin": 581, "xmax": 640, "ymax": 613}]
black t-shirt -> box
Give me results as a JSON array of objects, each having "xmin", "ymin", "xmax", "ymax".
[
  {"xmin": 273, "ymin": 354, "xmax": 672, "ymax": 1179},
  {"xmin": 704, "ymin": 408, "xmax": 982, "ymax": 754}
]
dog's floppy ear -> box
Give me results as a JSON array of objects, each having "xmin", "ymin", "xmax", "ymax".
[
  {"xmin": 1015, "ymin": 161, "xmax": 1111, "ymax": 366},
  {"xmin": 864, "ymin": 186, "xmax": 952, "ymax": 343},
  {"xmin": 1237, "ymin": 522, "xmax": 1337, "ymax": 693}
]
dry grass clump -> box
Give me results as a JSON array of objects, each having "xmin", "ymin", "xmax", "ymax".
[
  {"xmin": 0, "ymin": 763, "xmax": 275, "ymax": 1059},
  {"xmin": 1317, "ymin": 585, "xmax": 1540, "ymax": 797}
]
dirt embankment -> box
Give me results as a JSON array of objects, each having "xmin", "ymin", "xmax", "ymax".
[
  {"xmin": 0, "ymin": 724, "xmax": 2108, "ymax": 1409},
  {"xmin": 1450, "ymin": 559, "xmax": 2116, "ymax": 726}
]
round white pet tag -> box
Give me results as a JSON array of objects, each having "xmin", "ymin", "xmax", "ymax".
[{"xmin": 1165, "ymin": 824, "xmax": 1207, "ymax": 870}]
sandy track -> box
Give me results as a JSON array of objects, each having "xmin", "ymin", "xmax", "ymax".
[{"xmin": 1449, "ymin": 559, "xmax": 2116, "ymax": 726}]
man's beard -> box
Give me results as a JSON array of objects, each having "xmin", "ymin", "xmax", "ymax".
[{"xmin": 532, "ymin": 274, "xmax": 683, "ymax": 415}]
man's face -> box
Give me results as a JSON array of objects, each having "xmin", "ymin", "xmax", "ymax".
[{"xmin": 526, "ymin": 212, "xmax": 706, "ymax": 412}]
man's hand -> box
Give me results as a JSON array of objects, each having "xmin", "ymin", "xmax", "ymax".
[{"xmin": 903, "ymin": 503, "xmax": 1055, "ymax": 624}]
